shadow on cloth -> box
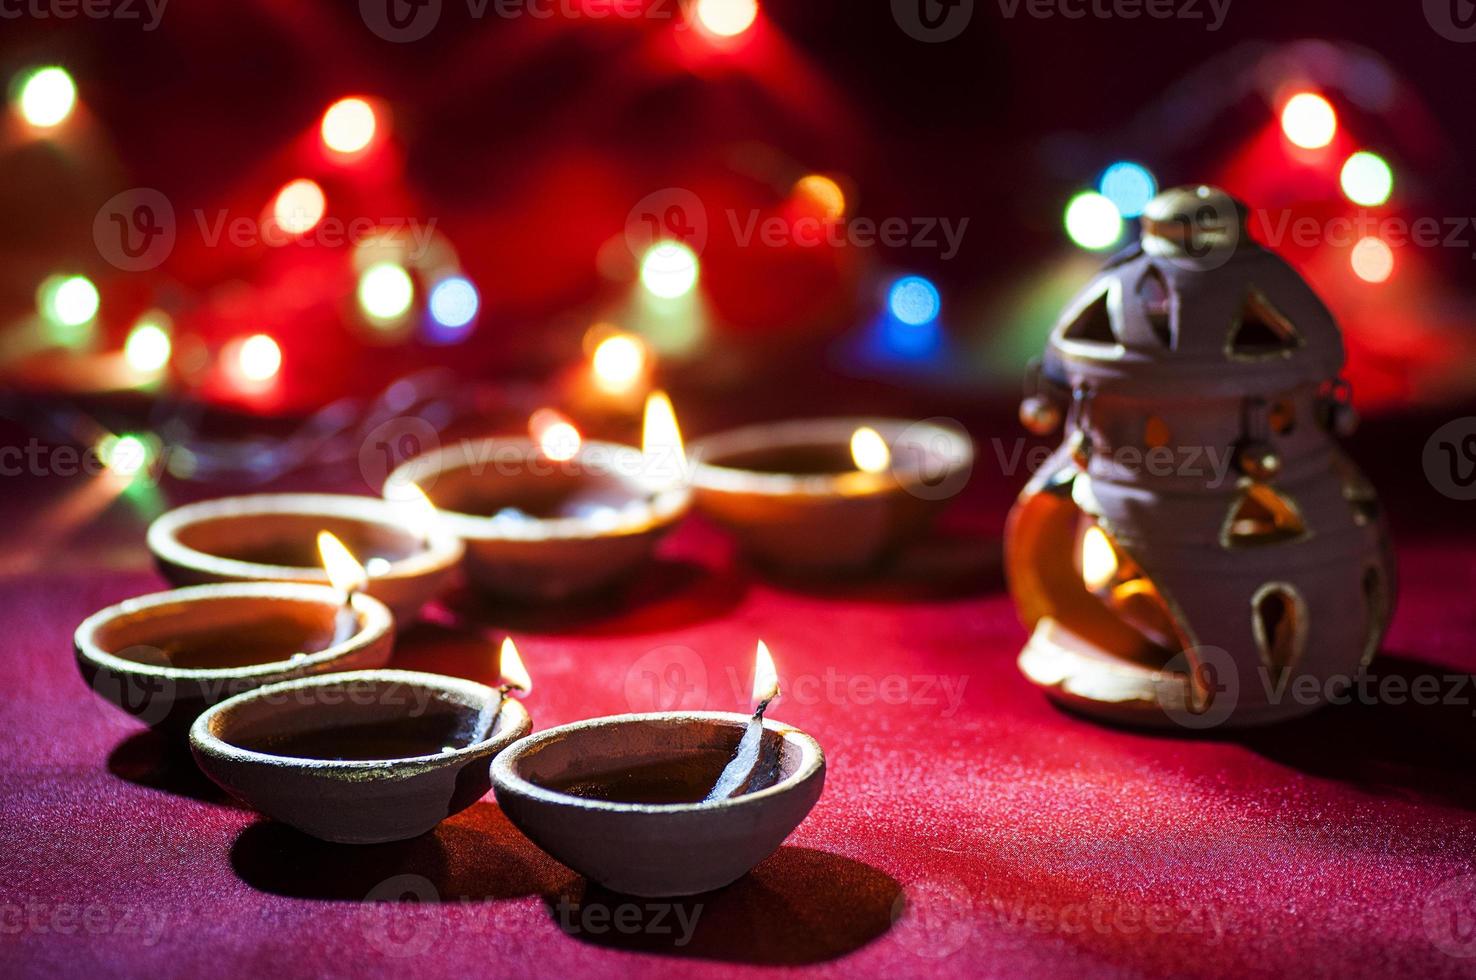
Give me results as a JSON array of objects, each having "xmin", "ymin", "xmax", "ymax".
[
  {"xmin": 1234, "ymin": 651, "xmax": 1476, "ymax": 811},
  {"xmin": 542, "ymin": 846, "xmax": 899, "ymax": 964},
  {"xmin": 107, "ymin": 728, "xmax": 233, "ymax": 804}
]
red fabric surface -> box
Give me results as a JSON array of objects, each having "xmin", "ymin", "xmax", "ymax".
[{"xmin": 4, "ymin": 413, "xmax": 1476, "ymax": 979}]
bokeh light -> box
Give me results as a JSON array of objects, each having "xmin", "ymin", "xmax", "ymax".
[
  {"xmin": 1340, "ymin": 151, "xmax": 1393, "ymax": 207},
  {"xmin": 1350, "ymin": 237, "xmax": 1394, "ymax": 283},
  {"xmin": 1280, "ymin": 92, "xmax": 1337, "ymax": 149},
  {"xmin": 38, "ymin": 274, "xmax": 100, "ymax": 329},
  {"xmin": 794, "ymin": 174, "xmax": 846, "ymax": 221},
  {"xmin": 236, "ymin": 334, "xmax": 282, "ymax": 382},
  {"xmin": 530, "ymin": 408, "xmax": 581, "ymax": 462},
  {"xmin": 1064, "ymin": 192, "xmax": 1123, "ymax": 250},
  {"xmin": 273, "ymin": 179, "xmax": 326, "ymax": 236},
  {"xmin": 358, "ymin": 261, "xmax": 415, "ymax": 324},
  {"xmin": 888, "ymin": 276, "xmax": 941, "ymax": 326},
  {"xmin": 427, "ymin": 276, "xmax": 479, "ymax": 340},
  {"xmin": 97, "ymin": 433, "xmax": 151, "ymax": 478},
  {"xmin": 694, "ymin": 0, "xmax": 759, "ymax": 37},
  {"xmin": 592, "ymin": 333, "xmax": 648, "ymax": 394},
  {"xmin": 640, "ymin": 242, "xmax": 700, "ymax": 299},
  {"xmin": 1098, "ymin": 162, "xmax": 1157, "ymax": 219},
  {"xmin": 17, "ymin": 66, "xmax": 76, "ymax": 128},
  {"xmin": 124, "ymin": 318, "xmax": 172, "ymax": 374},
  {"xmin": 321, "ymin": 97, "xmax": 378, "ymax": 155}
]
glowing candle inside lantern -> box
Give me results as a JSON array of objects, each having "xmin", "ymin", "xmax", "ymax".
[
  {"xmin": 706, "ymin": 639, "xmax": 782, "ymax": 802},
  {"xmin": 850, "ymin": 426, "xmax": 891, "ymax": 474},
  {"xmin": 1080, "ymin": 525, "xmax": 1120, "ymax": 592},
  {"xmin": 318, "ymin": 530, "xmax": 369, "ymax": 643}
]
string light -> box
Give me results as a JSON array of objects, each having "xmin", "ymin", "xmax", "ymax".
[
  {"xmin": 1280, "ymin": 93, "xmax": 1337, "ymax": 149},
  {"xmin": 1350, "ymin": 237, "xmax": 1393, "ymax": 283},
  {"xmin": 321, "ymin": 97, "xmax": 378, "ymax": 155},
  {"xmin": 1064, "ymin": 192, "xmax": 1123, "ymax": 250},
  {"xmin": 16, "ymin": 66, "xmax": 76, "ymax": 128},
  {"xmin": 236, "ymin": 334, "xmax": 282, "ymax": 382},
  {"xmin": 640, "ymin": 242, "xmax": 699, "ymax": 299},
  {"xmin": 427, "ymin": 276, "xmax": 479, "ymax": 340},
  {"xmin": 272, "ymin": 179, "xmax": 326, "ymax": 236},
  {"xmin": 888, "ymin": 276, "xmax": 941, "ymax": 326},
  {"xmin": 358, "ymin": 261, "xmax": 415, "ymax": 324},
  {"xmin": 1098, "ymin": 162, "xmax": 1157, "ymax": 219},
  {"xmin": 97, "ymin": 433, "xmax": 152, "ymax": 478},
  {"xmin": 1340, "ymin": 151, "xmax": 1393, "ymax": 207},
  {"xmin": 124, "ymin": 317, "xmax": 172, "ymax": 374},
  {"xmin": 794, "ymin": 174, "xmax": 846, "ymax": 221},
  {"xmin": 694, "ymin": 0, "xmax": 758, "ymax": 37}
]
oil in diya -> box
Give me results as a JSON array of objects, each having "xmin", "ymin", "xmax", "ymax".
[
  {"xmin": 189, "ymin": 637, "xmax": 535, "ymax": 844},
  {"xmin": 492, "ymin": 640, "xmax": 825, "ymax": 897}
]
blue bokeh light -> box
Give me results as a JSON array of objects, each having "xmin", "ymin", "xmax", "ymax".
[
  {"xmin": 426, "ymin": 276, "xmax": 479, "ymax": 342},
  {"xmin": 888, "ymin": 276, "xmax": 941, "ymax": 327},
  {"xmin": 1098, "ymin": 162, "xmax": 1157, "ymax": 219}
]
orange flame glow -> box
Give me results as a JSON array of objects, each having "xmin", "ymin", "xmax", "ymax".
[
  {"xmin": 642, "ymin": 390, "xmax": 686, "ymax": 480},
  {"xmin": 499, "ymin": 637, "xmax": 533, "ymax": 695}
]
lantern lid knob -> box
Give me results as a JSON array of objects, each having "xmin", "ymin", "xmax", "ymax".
[{"xmin": 1140, "ymin": 185, "xmax": 1248, "ymax": 260}]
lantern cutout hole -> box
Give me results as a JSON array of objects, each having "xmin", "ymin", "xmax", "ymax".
[
  {"xmin": 1221, "ymin": 484, "xmax": 1308, "ymax": 548},
  {"xmin": 1137, "ymin": 267, "xmax": 1176, "ymax": 349},
  {"xmin": 1269, "ymin": 399, "xmax": 1296, "ymax": 435},
  {"xmin": 1229, "ymin": 290, "xmax": 1302, "ymax": 360},
  {"xmin": 1251, "ymin": 583, "xmax": 1307, "ymax": 685},
  {"xmin": 1009, "ymin": 471, "xmax": 1192, "ymax": 672},
  {"xmin": 1360, "ymin": 566, "xmax": 1387, "ymax": 669},
  {"xmin": 1060, "ymin": 290, "xmax": 1117, "ymax": 346}
]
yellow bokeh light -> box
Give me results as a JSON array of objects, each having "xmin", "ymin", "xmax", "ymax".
[
  {"xmin": 39, "ymin": 274, "xmax": 100, "ymax": 328},
  {"xmin": 18, "ymin": 66, "xmax": 76, "ymax": 128},
  {"xmin": 794, "ymin": 174, "xmax": 846, "ymax": 221},
  {"xmin": 849, "ymin": 426, "xmax": 891, "ymax": 474},
  {"xmin": 592, "ymin": 333, "xmax": 647, "ymax": 393},
  {"xmin": 1080, "ymin": 525, "xmax": 1120, "ymax": 591},
  {"xmin": 124, "ymin": 319, "xmax": 172, "ymax": 374},
  {"xmin": 321, "ymin": 97, "xmax": 377, "ymax": 155},
  {"xmin": 1339, "ymin": 151, "xmax": 1393, "ymax": 207},
  {"xmin": 1280, "ymin": 93, "xmax": 1337, "ymax": 150},
  {"xmin": 694, "ymin": 0, "xmax": 758, "ymax": 37},
  {"xmin": 639, "ymin": 242, "xmax": 699, "ymax": 299},
  {"xmin": 1350, "ymin": 237, "xmax": 1394, "ymax": 283},
  {"xmin": 237, "ymin": 334, "xmax": 282, "ymax": 382},
  {"xmin": 1064, "ymin": 192, "xmax": 1123, "ymax": 251},
  {"xmin": 357, "ymin": 262, "xmax": 415, "ymax": 324},
  {"xmin": 273, "ymin": 179, "xmax": 326, "ymax": 236}
]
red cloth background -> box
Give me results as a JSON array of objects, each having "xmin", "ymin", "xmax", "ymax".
[{"xmin": 3, "ymin": 403, "xmax": 1476, "ymax": 978}]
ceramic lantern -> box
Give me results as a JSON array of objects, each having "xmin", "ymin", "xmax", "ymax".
[{"xmin": 1005, "ymin": 185, "xmax": 1394, "ymax": 728}]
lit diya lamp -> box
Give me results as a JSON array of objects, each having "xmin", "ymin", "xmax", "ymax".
[
  {"xmin": 493, "ymin": 640, "xmax": 825, "ymax": 897},
  {"xmin": 147, "ymin": 490, "xmax": 463, "ymax": 623},
  {"xmin": 190, "ymin": 637, "xmax": 535, "ymax": 844},
  {"xmin": 74, "ymin": 532, "xmax": 394, "ymax": 732},
  {"xmin": 383, "ymin": 392, "xmax": 691, "ymax": 601},
  {"xmin": 690, "ymin": 417, "xmax": 974, "ymax": 574}
]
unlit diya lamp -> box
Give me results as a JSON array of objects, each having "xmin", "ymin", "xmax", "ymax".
[
  {"xmin": 690, "ymin": 417, "xmax": 974, "ymax": 574},
  {"xmin": 147, "ymin": 491, "xmax": 463, "ymax": 623},
  {"xmin": 1005, "ymin": 185, "xmax": 1395, "ymax": 727},
  {"xmin": 74, "ymin": 534, "xmax": 394, "ymax": 731},
  {"xmin": 190, "ymin": 638, "xmax": 535, "ymax": 844},
  {"xmin": 493, "ymin": 641, "xmax": 825, "ymax": 897},
  {"xmin": 384, "ymin": 392, "xmax": 691, "ymax": 601}
]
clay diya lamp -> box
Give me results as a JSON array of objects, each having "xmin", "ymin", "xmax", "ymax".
[
  {"xmin": 190, "ymin": 641, "xmax": 535, "ymax": 844},
  {"xmin": 689, "ymin": 417, "xmax": 974, "ymax": 574},
  {"xmin": 74, "ymin": 581, "xmax": 394, "ymax": 732},
  {"xmin": 492, "ymin": 642, "xmax": 826, "ymax": 896},
  {"xmin": 383, "ymin": 394, "xmax": 691, "ymax": 601},
  {"xmin": 147, "ymin": 492, "xmax": 463, "ymax": 623}
]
